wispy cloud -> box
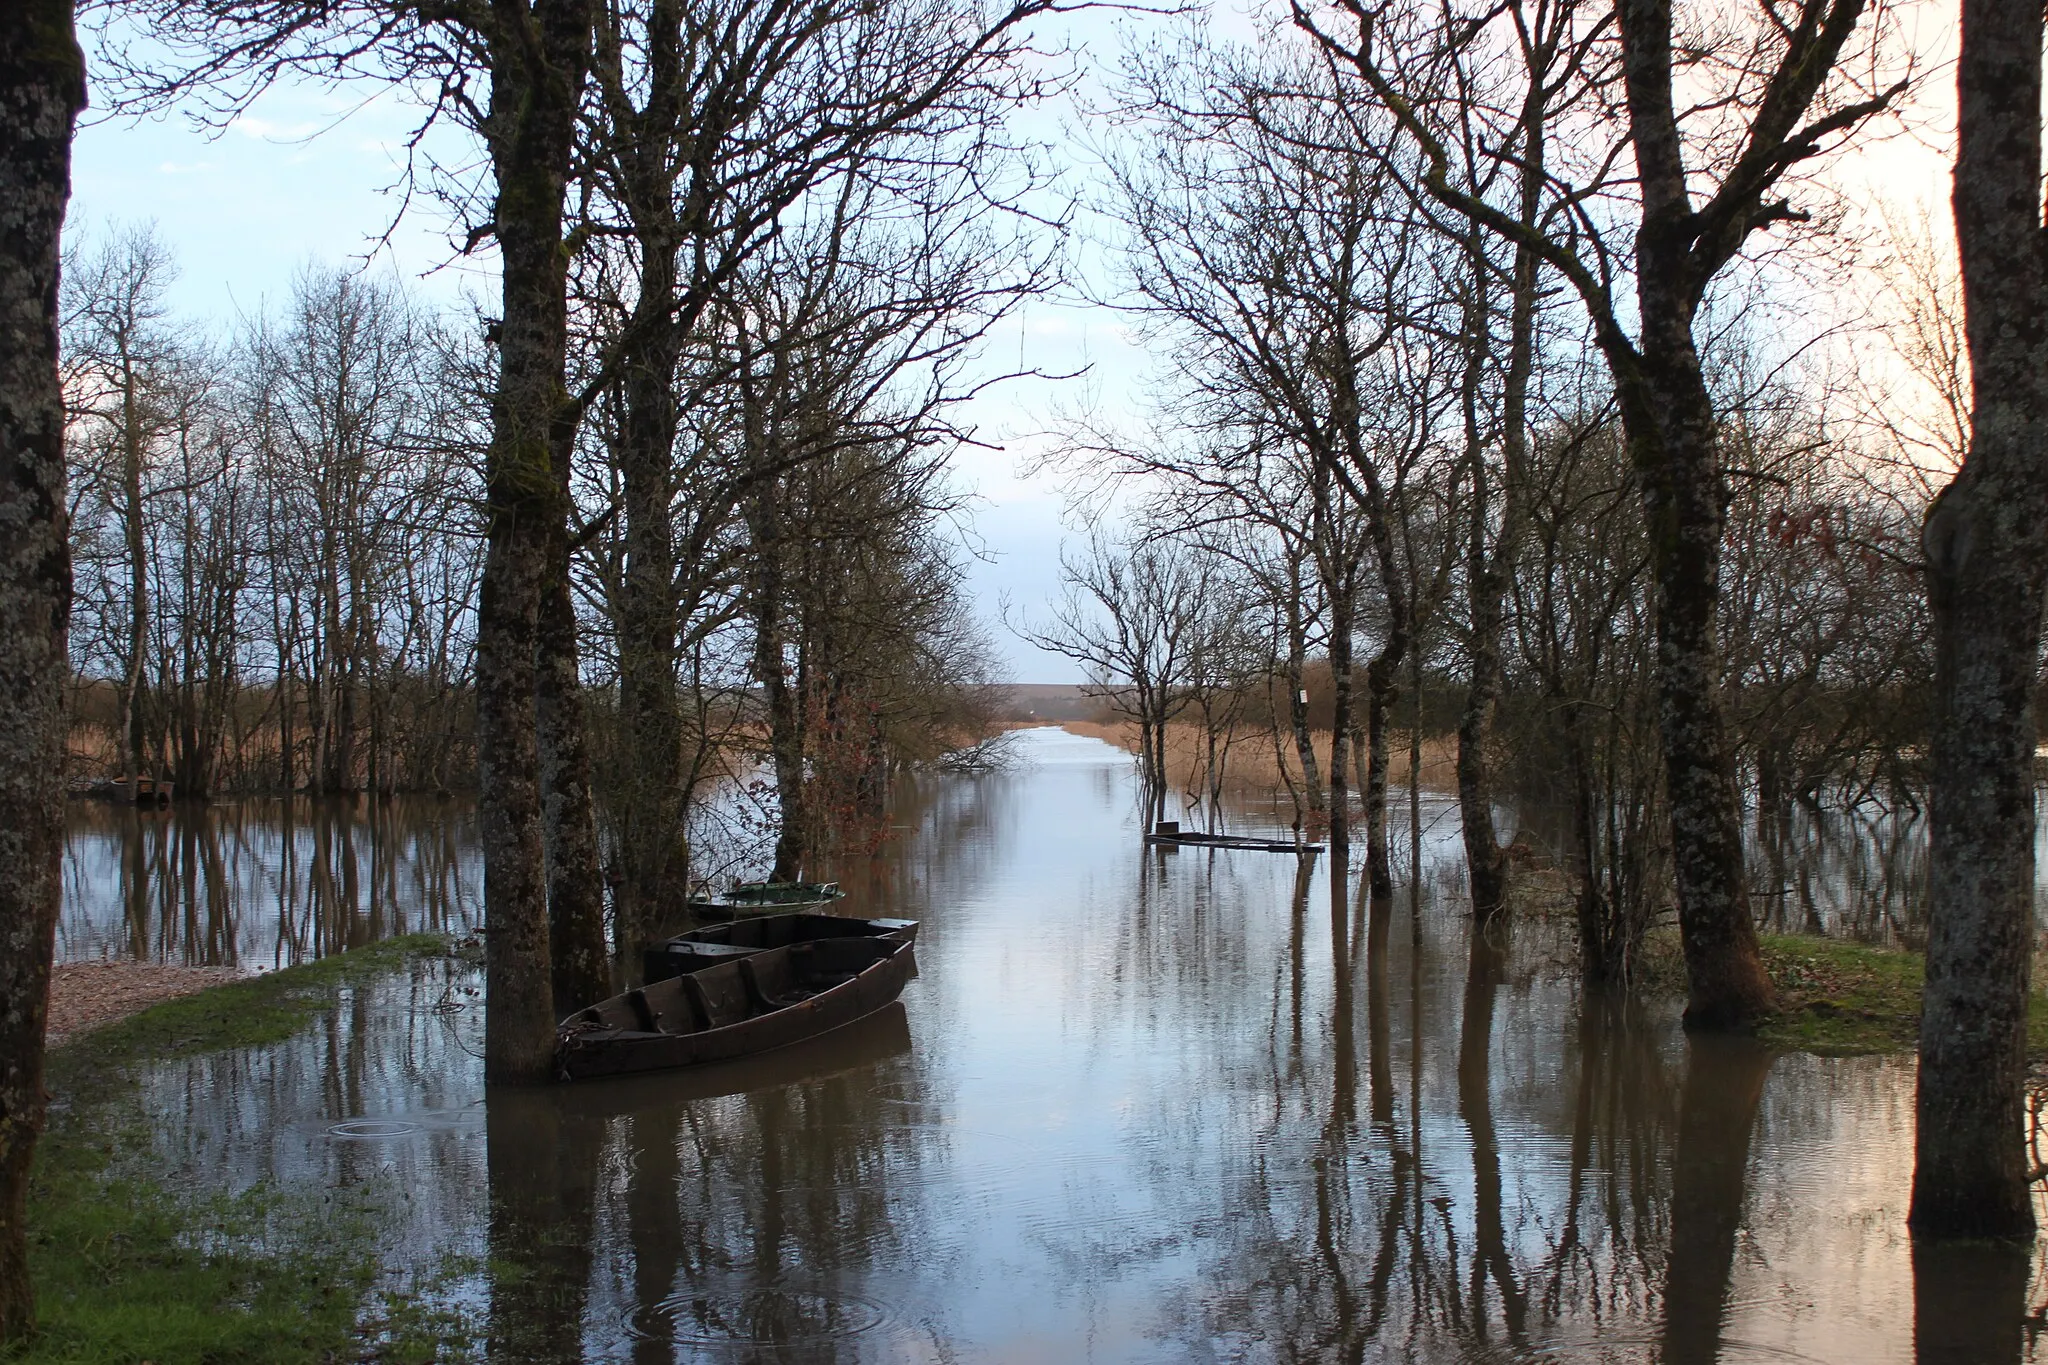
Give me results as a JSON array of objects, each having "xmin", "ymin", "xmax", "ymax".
[{"xmin": 229, "ymin": 115, "xmax": 327, "ymax": 142}]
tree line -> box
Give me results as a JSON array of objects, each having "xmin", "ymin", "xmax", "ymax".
[{"xmin": 63, "ymin": 233, "xmax": 483, "ymax": 798}]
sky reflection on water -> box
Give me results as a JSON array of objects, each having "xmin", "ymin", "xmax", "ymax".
[{"xmin": 66, "ymin": 728, "xmax": 2048, "ymax": 1361}]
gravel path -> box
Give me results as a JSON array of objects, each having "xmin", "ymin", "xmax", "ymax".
[{"xmin": 47, "ymin": 961, "xmax": 242, "ymax": 1044}]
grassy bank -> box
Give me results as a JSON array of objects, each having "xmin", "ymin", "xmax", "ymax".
[
  {"xmin": 7, "ymin": 935, "xmax": 463, "ymax": 1365},
  {"xmin": 1643, "ymin": 929, "xmax": 2048, "ymax": 1057}
]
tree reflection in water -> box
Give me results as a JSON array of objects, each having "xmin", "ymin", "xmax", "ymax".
[
  {"xmin": 63, "ymin": 795, "xmax": 482, "ymax": 967},
  {"xmin": 61, "ymin": 732, "xmax": 2048, "ymax": 1360},
  {"xmin": 479, "ymin": 1005, "xmax": 928, "ymax": 1362},
  {"xmin": 1658, "ymin": 1036, "xmax": 1770, "ymax": 1365}
]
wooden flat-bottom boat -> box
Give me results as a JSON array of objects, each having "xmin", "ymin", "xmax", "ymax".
[
  {"xmin": 1144, "ymin": 822, "xmax": 1323, "ymax": 854},
  {"xmin": 554, "ymin": 1003, "xmax": 912, "ymax": 1116},
  {"xmin": 642, "ymin": 912, "xmax": 918, "ymax": 984},
  {"xmin": 556, "ymin": 936, "xmax": 917, "ymax": 1081},
  {"xmin": 88, "ymin": 776, "xmax": 174, "ymax": 806},
  {"xmin": 686, "ymin": 880, "xmax": 847, "ymax": 918}
]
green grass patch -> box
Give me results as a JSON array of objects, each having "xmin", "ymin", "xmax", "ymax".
[
  {"xmin": 1641, "ymin": 929, "xmax": 2048, "ymax": 1057},
  {"xmin": 55, "ymin": 933, "xmax": 458, "ymax": 1074},
  {"xmin": 1753, "ymin": 934, "xmax": 1931, "ymax": 1055},
  {"xmin": 6, "ymin": 934, "xmax": 469, "ymax": 1365}
]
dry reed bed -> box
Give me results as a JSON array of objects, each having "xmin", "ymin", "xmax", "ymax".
[{"xmin": 1058, "ymin": 719, "xmax": 1461, "ymax": 796}]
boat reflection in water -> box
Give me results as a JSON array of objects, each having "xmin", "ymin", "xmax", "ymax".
[{"xmin": 70, "ymin": 728, "xmax": 2048, "ymax": 1361}]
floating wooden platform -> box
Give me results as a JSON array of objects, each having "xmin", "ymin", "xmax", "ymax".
[{"xmin": 1144, "ymin": 822, "xmax": 1323, "ymax": 854}]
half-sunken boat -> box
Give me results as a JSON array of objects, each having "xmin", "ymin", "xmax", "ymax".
[
  {"xmin": 686, "ymin": 879, "xmax": 847, "ymax": 919},
  {"xmin": 556, "ymin": 935, "xmax": 917, "ymax": 1081},
  {"xmin": 1143, "ymin": 820, "xmax": 1324, "ymax": 854},
  {"xmin": 642, "ymin": 911, "xmax": 919, "ymax": 984}
]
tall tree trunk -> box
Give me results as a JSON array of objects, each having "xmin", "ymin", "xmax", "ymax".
[
  {"xmin": 1326, "ymin": 563, "xmax": 1354, "ymax": 861},
  {"xmin": 1614, "ymin": 0, "xmax": 1776, "ymax": 1030},
  {"xmin": 475, "ymin": 0, "xmax": 593, "ymax": 1084},
  {"xmin": 612, "ymin": 259, "xmax": 686, "ymax": 967},
  {"xmin": 1284, "ymin": 602, "xmax": 1324, "ymax": 825},
  {"xmin": 121, "ymin": 360, "xmax": 147, "ymax": 783},
  {"xmin": 604, "ymin": 0, "xmax": 692, "ymax": 963},
  {"xmin": 0, "ymin": 2, "xmax": 83, "ymax": 1338},
  {"xmin": 1363, "ymin": 650, "xmax": 1396, "ymax": 900},
  {"xmin": 749, "ymin": 494, "xmax": 806, "ymax": 883},
  {"xmin": 1457, "ymin": 211, "xmax": 1537, "ymax": 925},
  {"xmin": 1362, "ymin": 508, "xmax": 1408, "ymax": 902},
  {"xmin": 1316, "ymin": 462, "xmax": 1354, "ymax": 859},
  {"xmin": 1457, "ymin": 395, "xmax": 1507, "ymax": 920},
  {"xmin": 1619, "ymin": 366, "xmax": 1774, "ymax": 1028},
  {"xmin": 538, "ymin": 535, "xmax": 609, "ymax": 1012},
  {"xmin": 1911, "ymin": 0, "xmax": 2048, "ymax": 1238}
]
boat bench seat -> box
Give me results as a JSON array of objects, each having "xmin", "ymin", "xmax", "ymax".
[{"xmin": 681, "ymin": 969, "xmax": 751, "ymax": 1029}]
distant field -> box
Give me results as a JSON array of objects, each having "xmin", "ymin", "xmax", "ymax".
[{"xmin": 996, "ymin": 683, "xmax": 1104, "ymax": 722}]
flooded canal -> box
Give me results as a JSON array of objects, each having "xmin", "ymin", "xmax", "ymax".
[{"xmin": 58, "ymin": 727, "xmax": 2048, "ymax": 1361}]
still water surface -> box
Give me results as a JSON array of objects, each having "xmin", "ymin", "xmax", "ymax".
[{"xmin": 60, "ymin": 728, "xmax": 2048, "ymax": 1361}]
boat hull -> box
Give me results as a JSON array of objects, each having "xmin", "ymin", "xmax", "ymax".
[
  {"xmin": 557, "ymin": 937, "xmax": 917, "ymax": 1081},
  {"xmin": 642, "ymin": 912, "xmax": 918, "ymax": 984},
  {"xmin": 687, "ymin": 880, "xmax": 848, "ymax": 919}
]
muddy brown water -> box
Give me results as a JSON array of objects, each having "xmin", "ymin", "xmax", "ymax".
[{"xmin": 59, "ymin": 728, "xmax": 2048, "ymax": 1361}]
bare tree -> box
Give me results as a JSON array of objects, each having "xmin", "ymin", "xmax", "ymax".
[
  {"xmin": 1301, "ymin": 0, "xmax": 1906, "ymax": 1026},
  {"xmin": 1018, "ymin": 531, "xmax": 1205, "ymax": 833},
  {"xmin": 571, "ymin": 0, "xmax": 1062, "ymax": 954},
  {"xmin": 1097, "ymin": 40, "xmax": 1454, "ymax": 885},
  {"xmin": 62, "ymin": 223, "xmax": 180, "ymax": 787},
  {"xmin": 0, "ymin": 0, "xmax": 84, "ymax": 1339}
]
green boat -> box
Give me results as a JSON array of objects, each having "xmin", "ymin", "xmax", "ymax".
[{"xmin": 687, "ymin": 879, "xmax": 846, "ymax": 919}]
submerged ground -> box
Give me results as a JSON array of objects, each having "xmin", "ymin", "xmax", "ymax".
[{"xmin": 23, "ymin": 726, "xmax": 2048, "ymax": 1363}]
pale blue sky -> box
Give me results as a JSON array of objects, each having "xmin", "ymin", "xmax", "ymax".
[{"xmin": 66, "ymin": 46, "xmax": 1141, "ymax": 683}]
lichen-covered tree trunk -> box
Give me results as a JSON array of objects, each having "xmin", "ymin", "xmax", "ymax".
[
  {"xmin": 612, "ymin": 244, "xmax": 687, "ymax": 966},
  {"xmin": 0, "ymin": 1, "xmax": 83, "ymax": 1339},
  {"xmin": 1613, "ymin": 0, "xmax": 1778, "ymax": 1031},
  {"xmin": 538, "ymin": 535, "xmax": 609, "ymax": 1013},
  {"xmin": 476, "ymin": 0, "xmax": 593, "ymax": 1083},
  {"xmin": 1618, "ymin": 362, "xmax": 1773, "ymax": 1029},
  {"xmin": 1911, "ymin": 0, "xmax": 2048, "ymax": 1238}
]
